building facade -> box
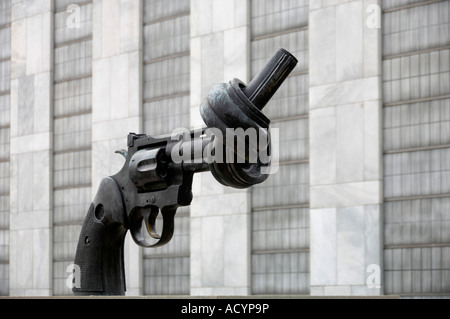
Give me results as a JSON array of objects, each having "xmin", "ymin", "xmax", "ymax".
[{"xmin": 0, "ymin": 0, "xmax": 449, "ymax": 297}]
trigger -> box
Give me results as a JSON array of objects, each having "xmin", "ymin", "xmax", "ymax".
[{"xmin": 146, "ymin": 210, "xmax": 161, "ymax": 239}]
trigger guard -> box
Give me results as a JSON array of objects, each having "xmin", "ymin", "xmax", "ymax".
[{"xmin": 129, "ymin": 206, "xmax": 177, "ymax": 248}]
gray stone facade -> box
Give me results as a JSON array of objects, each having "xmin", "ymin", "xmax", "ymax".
[
  {"xmin": 9, "ymin": 0, "xmax": 53, "ymax": 296},
  {"xmin": 309, "ymin": 0, "xmax": 383, "ymax": 295}
]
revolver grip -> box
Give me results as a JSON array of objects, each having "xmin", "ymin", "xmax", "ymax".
[{"xmin": 73, "ymin": 177, "xmax": 127, "ymax": 295}]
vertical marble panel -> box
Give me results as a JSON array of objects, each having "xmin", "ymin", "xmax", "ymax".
[
  {"xmin": 309, "ymin": 6, "xmax": 335, "ymax": 86},
  {"xmin": 310, "ymin": 208, "xmax": 337, "ymax": 286},
  {"xmin": 309, "ymin": 0, "xmax": 383, "ymax": 296},
  {"xmin": 336, "ymin": 1, "xmax": 363, "ymax": 81},
  {"xmin": 9, "ymin": 0, "xmax": 53, "ymax": 296},
  {"xmin": 190, "ymin": 0, "xmax": 251, "ymax": 296},
  {"xmin": 91, "ymin": 0, "xmax": 143, "ymax": 295}
]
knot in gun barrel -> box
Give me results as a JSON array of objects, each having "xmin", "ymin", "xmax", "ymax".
[{"xmin": 198, "ymin": 48, "xmax": 297, "ymax": 188}]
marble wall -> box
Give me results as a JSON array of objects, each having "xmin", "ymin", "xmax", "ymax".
[
  {"xmin": 2, "ymin": 0, "xmax": 389, "ymax": 297},
  {"xmin": 309, "ymin": 0, "xmax": 383, "ymax": 296},
  {"xmin": 9, "ymin": 0, "xmax": 53, "ymax": 296},
  {"xmin": 91, "ymin": 0, "xmax": 143, "ymax": 296},
  {"xmin": 189, "ymin": 0, "xmax": 251, "ymax": 296}
]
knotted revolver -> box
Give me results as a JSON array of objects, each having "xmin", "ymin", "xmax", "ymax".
[{"xmin": 73, "ymin": 49, "xmax": 298, "ymax": 295}]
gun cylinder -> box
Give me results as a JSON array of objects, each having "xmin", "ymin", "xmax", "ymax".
[
  {"xmin": 129, "ymin": 148, "xmax": 168, "ymax": 191},
  {"xmin": 243, "ymin": 48, "xmax": 298, "ymax": 110}
]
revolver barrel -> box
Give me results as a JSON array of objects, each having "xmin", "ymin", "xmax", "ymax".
[{"xmin": 244, "ymin": 48, "xmax": 298, "ymax": 110}]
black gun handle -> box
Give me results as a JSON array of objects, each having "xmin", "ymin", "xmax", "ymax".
[{"xmin": 73, "ymin": 177, "xmax": 127, "ymax": 296}]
